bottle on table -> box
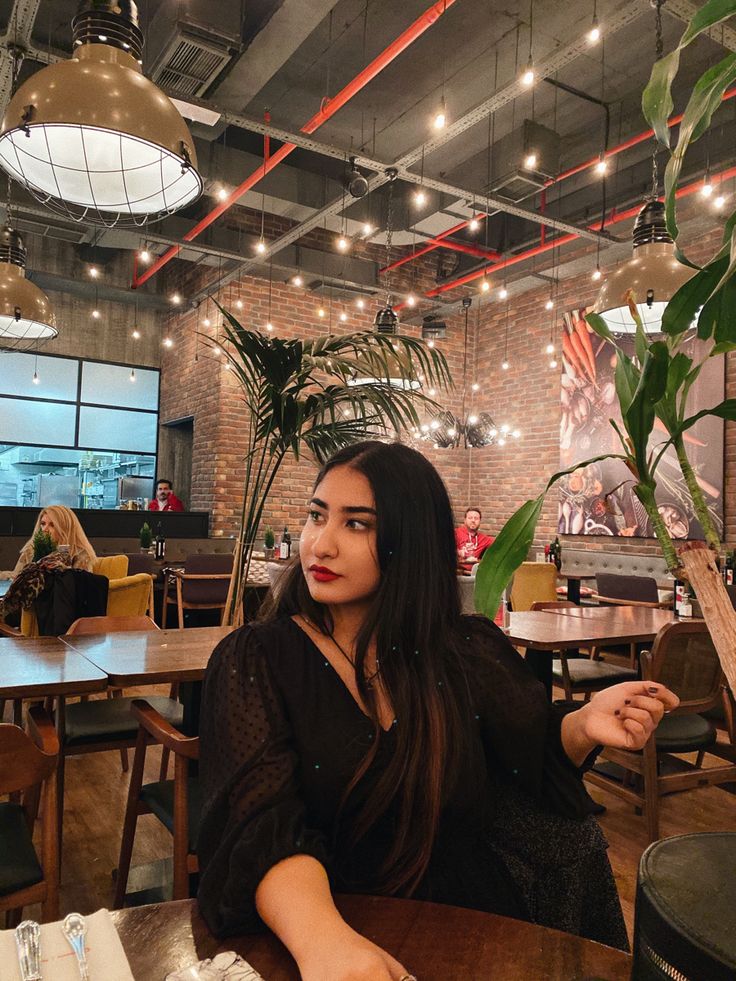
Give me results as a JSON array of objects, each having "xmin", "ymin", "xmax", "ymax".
[
  {"xmin": 279, "ymin": 526, "xmax": 291, "ymax": 560},
  {"xmin": 724, "ymin": 551, "xmax": 734, "ymax": 586},
  {"xmin": 154, "ymin": 522, "xmax": 166, "ymax": 561}
]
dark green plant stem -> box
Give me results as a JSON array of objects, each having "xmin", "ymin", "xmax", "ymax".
[
  {"xmin": 634, "ymin": 483, "xmax": 680, "ymax": 573},
  {"xmin": 674, "ymin": 434, "xmax": 721, "ymax": 551}
]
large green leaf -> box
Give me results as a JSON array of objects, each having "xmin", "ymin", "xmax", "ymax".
[
  {"xmin": 473, "ymin": 454, "xmax": 628, "ymax": 620},
  {"xmin": 698, "ymin": 272, "xmax": 736, "ymax": 342},
  {"xmin": 614, "ymin": 347, "xmax": 640, "ymax": 417},
  {"xmin": 661, "ymin": 255, "xmax": 727, "ymax": 336},
  {"xmin": 623, "ymin": 342, "xmax": 669, "ymax": 481},
  {"xmin": 677, "ymin": 398, "xmax": 736, "ymax": 434},
  {"xmin": 585, "ymin": 311, "xmax": 618, "ymax": 346},
  {"xmin": 656, "ymin": 351, "xmax": 693, "ymax": 432}
]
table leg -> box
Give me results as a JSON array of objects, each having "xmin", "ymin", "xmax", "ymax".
[
  {"xmin": 567, "ymin": 578, "xmax": 582, "ymax": 605},
  {"xmin": 525, "ymin": 648, "xmax": 552, "ymax": 700}
]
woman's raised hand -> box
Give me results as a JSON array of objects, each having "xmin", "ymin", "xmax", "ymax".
[
  {"xmin": 579, "ymin": 681, "xmax": 680, "ymax": 752},
  {"xmin": 298, "ymin": 923, "xmax": 412, "ymax": 981}
]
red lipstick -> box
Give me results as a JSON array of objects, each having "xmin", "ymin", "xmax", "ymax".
[{"xmin": 309, "ymin": 564, "xmax": 341, "ymax": 582}]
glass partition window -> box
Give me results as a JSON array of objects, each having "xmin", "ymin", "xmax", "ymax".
[{"xmin": 0, "ymin": 350, "xmax": 158, "ymax": 509}]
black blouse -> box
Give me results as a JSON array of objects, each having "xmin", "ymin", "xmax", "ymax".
[{"xmin": 197, "ymin": 614, "xmax": 627, "ymax": 949}]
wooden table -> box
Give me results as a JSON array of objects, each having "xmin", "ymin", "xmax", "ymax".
[
  {"xmin": 111, "ymin": 896, "xmax": 632, "ymax": 980},
  {"xmin": 0, "ymin": 636, "xmax": 108, "ymax": 701},
  {"xmin": 557, "ymin": 570, "xmax": 597, "ymax": 604},
  {"xmin": 508, "ymin": 607, "xmax": 677, "ymax": 697}
]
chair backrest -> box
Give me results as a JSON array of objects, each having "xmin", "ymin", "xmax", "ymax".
[
  {"xmin": 596, "ymin": 572, "xmax": 659, "ymax": 604},
  {"xmin": 510, "ymin": 562, "xmax": 558, "ymax": 612},
  {"xmin": 647, "ymin": 620, "xmax": 724, "ymax": 713},
  {"xmin": 531, "ymin": 600, "xmax": 576, "ymax": 611},
  {"xmin": 67, "ymin": 614, "xmax": 159, "ymax": 635},
  {"xmin": 93, "ymin": 554, "xmax": 129, "ymax": 580},
  {"xmin": 125, "ymin": 553, "xmax": 155, "ymax": 576},
  {"xmin": 0, "ymin": 716, "xmax": 58, "ymax": 796},
  {"xmin": 181, "ymin": 553, "xmax": 234, "ymax": 605},
  {"xmin": 107, "ymin": 573, "xmax": 154, "ymax": 617}
]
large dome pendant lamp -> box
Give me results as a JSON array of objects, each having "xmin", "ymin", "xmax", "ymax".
[
  {"xmin": 0, "ymin": 225, "xmax": 57, "ymax": 351},
  {"xmin": 0, "ymin": 1, "xmax": 202, "ymax": 227},
  {"xmin": 592, "ymin": 198, "xmax": 695, "ymax": 335}
]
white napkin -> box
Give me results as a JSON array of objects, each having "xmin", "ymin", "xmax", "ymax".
[{"xmin": 0, "ymin": 909, "xmax": 133, "ymax": 981}]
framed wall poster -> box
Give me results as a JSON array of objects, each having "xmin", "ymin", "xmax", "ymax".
[{"xmin": 558, "ymin": 307, "xmax": 724, "ymax": 540}]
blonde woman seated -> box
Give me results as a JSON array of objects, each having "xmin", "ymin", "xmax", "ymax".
[{"xmin": 0, "ymin": 506, "xmax": 97, "ymax": 624}]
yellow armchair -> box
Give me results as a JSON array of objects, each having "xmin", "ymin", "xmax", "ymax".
[
  {"xmin": 93, "ymin": 555, "xmax": 129, "ymax": 579},
  {"xmin": 107, "ymin": 573, "xmax": 154, "ymax": 617},
  {"xmin": 510, "ymin": 562, "xmax": 558, "ymax": 612}
]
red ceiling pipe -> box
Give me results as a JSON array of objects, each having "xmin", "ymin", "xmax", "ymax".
[
  {"xmin": 422, "ymin": 165, "xmax": 736, "ymax": 298},
  {"xmin": 382, "ymin": 214, "xmax": 490, "ymax": 272},
  {"xmin": 390, "ymin": 86, "xmax": 736, "ymax": 278},
  {"xmin": 133, "ymin": 0, "xmax": 457, "ymax": 288}
]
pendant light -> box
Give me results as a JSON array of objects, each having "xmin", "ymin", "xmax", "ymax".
[
  {"xmin": 373, "ymin": 169, "xmax": 399, "ymax": 335},
  {"xmin": 0, "ymin": 225, "xmax": 57, "ymax": 351},
  {"xmin": 0, "ymin": 1, "xmax": 202, "ymax": 226},
  {"xmin": 593, "ymin": 0, "xmax": 694, "ymax": 335}
]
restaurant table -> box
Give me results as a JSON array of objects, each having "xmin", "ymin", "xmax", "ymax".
[
  {"xmin": 0, "ymin": 635, "xmax": 108, "ymax": 722},
  {"xmin": 111, "ymin": 896, "xmax": 632, "ymax": 980},
  {"xmin": 557, "ymin": 570, "xmax": 597, "ymax": 604},
  {"xmin": 507, "ymin": 607, "xmax": 677, "ymax": 697},
  {"xmin": 61, "ymin": 625, "xmax": 233, "ymax": 733}
]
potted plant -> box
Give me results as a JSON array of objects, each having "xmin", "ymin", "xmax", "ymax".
[
  {"xmin": 139, "ymin": 521, "xmax": 153, "ymax": 552},
  {"xmin": 263, "ymin": 526, "xmax": 276, "ymax": 560},
  {"xmin": 216, "ymin": 319, "xmax": 452, "ymax": 626},
  {"xmin": 32, "ymin": 529, "xmax": 55, "ymax": 562},
  {"xmin": 475, "ymin": 0, "xmax": 736, "ymax": 694}
]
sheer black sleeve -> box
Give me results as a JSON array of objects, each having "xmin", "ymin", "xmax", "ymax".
[
  {"xmin": 466, "ymin": 616, "xmax": 594, "ymax": 820},
  {"xmin": 197, "ymin": 625, "xmax": 331, "ymax": 937}
]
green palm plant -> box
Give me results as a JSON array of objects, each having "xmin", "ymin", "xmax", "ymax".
[
  {"xmin": 474, "ymin": 0, "xmax": 736, "ymax": 681},
  {"xmin": 216, "ymin": 307, "xmax": 452, "ymax": 626}
]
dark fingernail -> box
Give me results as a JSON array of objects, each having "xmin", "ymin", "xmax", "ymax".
[
  {"xmin": 648, "ymin": 686, "xmax": 659, "ymax": 694},
  {"xmin": 614, "ymin": 709, "xmax": 621, "ymax": 716},
  {"xmin": 624, "ymin": 699, "xmax": 631, "ymax": 705}
]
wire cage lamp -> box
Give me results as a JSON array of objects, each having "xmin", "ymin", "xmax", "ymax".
[
  {"xmin": 0, "ymin": 225, "xmax": 57, "ymax": 352},
  {"xmin": 0, "ymin": 1, "xmax": 202, "ymax": 227}
]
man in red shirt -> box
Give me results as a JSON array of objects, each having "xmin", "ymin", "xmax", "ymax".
[
  {"xmin": 148, "ymin": 478, "xmax": 185, "ymax": 512},
  {"xmin": 455, "ymin": 507, "xmax": 494, "ymax": 573}
]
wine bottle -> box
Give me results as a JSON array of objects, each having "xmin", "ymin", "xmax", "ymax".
[
  {"xmin": 154, "ymin": 522, "xmax": 166, "ymax": 561},
  {"xmin": 279, "ymin": 526, "xmax": 290, "ymax": 560}
]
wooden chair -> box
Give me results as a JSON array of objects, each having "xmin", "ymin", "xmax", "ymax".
[
  {"xmin": 57, "ymin": 616, "xmax": 182, "ymax": 841},
  {"xmin": 114, "ymin": 699, "xmax": 199, "ymax": 907},
  {"xmin": 530, "ymin": 601, "xmax": 638, "ymax": 700},
  {"xmin": 591, "ymin": 573, "xmax": 669, "ymax": 668},
  {"xmin": 586, "ymin": 620, "xmax": 736, "ymax": 842},
  {"xmin": 0, "ymin": 707, "xmax": 59, "ymax": 925},
  {"xmin": 162, "ymin": 553, "xmax": 233, "ymax": 628},
  {"xmin": 510, "ymin": 562, "xmax": 558, "ymax": 612}
]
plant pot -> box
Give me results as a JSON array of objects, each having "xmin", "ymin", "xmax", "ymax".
[{"xmin": 264, "ymin": 547, "xmax": 275, "ymax": 560}]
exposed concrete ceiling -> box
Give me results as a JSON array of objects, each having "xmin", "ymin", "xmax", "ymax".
[{"xmin": 0, "ymin": 0, "xmax": 733, "ymax": 306}]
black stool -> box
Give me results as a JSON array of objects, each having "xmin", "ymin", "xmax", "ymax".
[{"xmin": 633, "ymin": 832, "xmax": 736, "ymax": 980}]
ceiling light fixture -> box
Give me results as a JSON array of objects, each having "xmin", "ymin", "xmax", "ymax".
[
  {"xmin": 714, "ymin": 194, "xmax": 726, "ymax": 210},
  {"xmin": 255, "ymin": 238, "xmax": 267, "ymax": 254},
  {"xmin": 0, "ymin": 1, "xmax": 202, "ymax": 225},
  {"xmin": 89, "ymin": 266, "xmax": 99, "ymax": 279},
  {"xmin": 163, "ymin": 336, "xmax": 173, "ymax": 348},
  {"xmin": 138, "ymin": 248, "xmax": 151, "ymax": 263},
  {"xmin": 356, "ymin": 298, "xmax": 365, "ymax": 309},
  {"xmin": 362, "ymin": 222, "xmax": 374, "ymax": 237},
  {"xmin": 292, "ymin": 273, "xmax": 303, "ymax": 287},
  {"xmin": 499, "ymin": 286, "xmax": 508, "ymax": 299},
  {"xmin": 592, "ymin": 266, "xmax": 602, "ymax": 281},
  {"xmin": 700, "ymin": 180, "xmax": 713, "ymax": 198},
  {"xmin": 523, "ymin": 152, "xmax": 538, "ymax": 170},
  {"xmin": 344, "ymin": 156, "xmax": 369, "ymax": 198},
  {"xmin": 414, "ymin": 189, "xmax": 427, "ymax": 207},
  {"xmin": 433, "ymin": 96, "xmax": 447, "ymax": 130},
  {"xmin": 521, "ymin": 62, "xmax": 535, "ymax": 87},
  {"xmin": 373, "ymin": 168, "xmax": 399, "ymax": 336},
  {"xmin": 132, "ymin": 327, "xmax": 140, "ymax": 339},
  {"xmin": 336, "ymin": 235, "xmax": 349, "ymax": 252},
  {"xmin": 545, "ymin": 298, "xmax": 554, "ymax": 310},
  {"xmin": 91, "ymin": 308, "xmax": 101, "ymax": 320},
  {"xmin": 469, "ymin": 216, "xmax": 480, "ymax": 232},
  {"xmin": 0, "ymin": 225, "xmax": 57, "ymax": 351},
  {"xmin": 595, "ymin": 156, "xmax": 607, "ymax": 175},
  {"xmin": 406, "ymin": 293, "xmax": 416, "ymax": 307},
  {"xmin": 481, "ymin": 277, "xmax": 490, "ymax": 293}
]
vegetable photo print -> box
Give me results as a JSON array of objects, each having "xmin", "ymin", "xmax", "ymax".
[{"xmin": 558, "ymin": 307, "xmax": 724, "ymax": 540}]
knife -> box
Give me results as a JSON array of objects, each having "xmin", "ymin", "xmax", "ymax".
[{"xmin": 14, "ymin": 920, "xmax": 42, "ymax": 981}]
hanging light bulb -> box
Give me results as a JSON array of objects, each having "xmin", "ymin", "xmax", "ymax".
[
  {"xmin": 336, "ymin": 235, "xmax": 349, "ymax": 252},
  {"xmin": 362, "ymin": 222, "xmax": 374, "ymax": 237},
  {"xmin": 138, "ymin": 248, "xmax": 151, "ymax": 263},
  {"xmin": 317, "ymin": 307, "xmax": 326, "ymax": 318},
  {"xmin": 549, "ymin": 357, "xmax": 558, "ymax": 368},
  {"xmin": 32, "ymin": 368, "xmax": 40, "ymax": 384},
  {"xmin": 406, "ymin": 293, "xmax": 416, "ymax": 307},
  {"xmin": 91, "ymin": 308, "xmax": 101, "ymax": 319},
  {"xmin": 292, "ymin": 273, "xmax": 304, "ymax": 287},
  {"xmin": 481, "ymin": 277, "xmax": 490, "ymax": 293},
  {"xmin": 88, "ymin": 265, "xmax": 99, "ymax": 279},
  {"xmin": 468, "ymin": 414, "xmax": 478, "ymax": 425},
  {"xmin": 414, "ymin": 189, "xmax": 427, "ymax": 207},
  {"xmin": 714, "ymin": 194, "xmax": 726, "ymax": 210},
  {"xmin": 255, "ymin": 238, "xmax": 267, "ymax": 254},
  {"xmin": 433, "ymin": 96, "xmax": 447, "ymax": 130},
  {"xmin": 700, "ymin": 180, "xmax": 714, "ymax": 198},
  {"xmin": 339, "ymin": 311, "xmax": 348, "ymax": 322},
  {"xmin": 545, "ymin": 298, "xmax": 554, "ymax": 310},
  {"xmin": 427, "ymin": 339, "xmax": 435, "ymax": 348},
  {"xmin": 545, "ymin": 342, "xmax": 555, "ymax": 355},
  {"xmin": 595, "ymin": 156, "xmax": 608, "ymax": 175},
  {"xmin": 212, "ymin": 344, "xmax": 221, "ymax": 355},
  {"xmin": 501, "ymin": 359, "xmax": 509, "ymax": 370},
  {"xmin": 216, "ymin": 186, "xmax": 228, "ymax": 201},
  {"xmin": 523, "ymin": 152, "xmax": 538, "ymax": 170},
  {"xmin": 592, "ymin": 266, "xmax": 602, "ymax": 281},
  {"xmin": 203, "ymin": 317, "xmax": 211, "ymax": 327},
  {"xmin": 0, "ymin": 226, "xmax": 57, "ymax": 351},
  {"xmin": 499, "ymin": 286, "xmax": 508, "ymax": 299},
  {"xmin": 235, "ymin": 299, "xmax": 243, "ymax": 310},
  {"xmin": 588, "ymin": 14, "xmax": 601, "ymax": 42},
  {"xmin": 593, "ymin": 200, "xmax": 695, "ymax": 334},
  {"xmin": 0, "ymin": 2, "xmax": 202, "ymax": 225},
  {"xmin": 171, "ymin": 293, "xmax": 182, "ymax": 305},
  {"xmin": 469, "ymin": 216, "xmax": 480, "ymax": 232},
  {"xmin": 132, "ymin": 327, "xmax": 141, "ymax": 339},
  {"xmin": 266, "ymin": 322, "xmax": 274, "ymax": 331},
  {"xmin": 472, "ymin": 382, "xmax": 479, "ymax": 391},
  {"xmin": 130, "ymin": 368, "xmax": 136, "ymax": 382},
  {"xmin": 521, "ymin": 61, "xmax": 535, "ymax": 86},
  {"xmin": 356, "ymin": 298, "xmax": 365, "ymax": 309},
  {"xmin": 163, "ymin": 336, "xmax": 173, "ymax": 348}
]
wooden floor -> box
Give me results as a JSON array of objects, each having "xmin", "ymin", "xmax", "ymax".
[{"xmin": 13, "ymin": 685, "xmax": 736, "ymax": 944}]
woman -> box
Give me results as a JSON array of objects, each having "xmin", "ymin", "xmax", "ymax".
[
  {"xmin": 198, "ymin": 441, "xmax": 677, "ymax": 980},
  {"xmin": 1, "ymin": 506, "xmax": 96, "ymax": 579}
]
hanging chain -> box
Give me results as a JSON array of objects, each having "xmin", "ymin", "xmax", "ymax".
[
  {"xmin": 650, "ymin": 0, "xmax": 665, "ymax": 199},
  {"xmin": 384, "ymin": 169, "xmax": 397, "ymax": 301}
]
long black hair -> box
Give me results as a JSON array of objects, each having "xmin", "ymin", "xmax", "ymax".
[{"xmin": 262, "ymin": 440, "xmax": 473, "ymax": 894}]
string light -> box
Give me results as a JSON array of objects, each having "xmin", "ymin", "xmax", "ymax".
[
  {"xmin": 414, "ymin": 189, "xmax": 427, "ymax": 207},
  {"xmin": 171, "ymin": 293, "xmax": 181, "ymax": 305},
  {"xmin": 255, "ymin": 238, "xmax": 267, "ymax": 253},
  {"xmin": 356, "ymin": 298, "xmax": 365, "ymax": 309},
  {"xmin": 714, "ymin": 194, "xmax": 726, "ymax": 210},
  {"xmin": 471, "ymin": 382, "xmax": 479, "ymax": 391},
  {"xmin": 235, "ymin": 299, "xmax": 243, "ymax": 310},
  {"xmin": 545, "ymin": 341, "xmax": 554, "ymax": 354},
  {"xmin": 499, "ymin": 286, "xmax": 508, "ymax": 299},
  {"xmin": 501, "ymin": 359, "xmax": 509, "ymax": 370},
  {"xmin": 339, "ymin": 311, "xmax": 348, "ymax": 322},
  {"xmin": 88, "ymin": 265, "xmax": 99, "ymax": 278},
  {"xmin": 163, "ymin": 336, "xmax": 173, "ymax": 348},
  {"xmin": 132, "ymin": 328, "xmax": 141, "ymax": 339},
  {"xmin": 336, "ymin": 235, "xmax": 349, "ymax": 252},
  {"xmin": 433, "ymin": 96, "xmax": 447, "ymax": 130},
  {"xmin": 292, "ymin": 273, "xmax": 304, "ymax": 287},
  {"xmin": 362, "ymin": 222, "xmax": 374, "ymax": 236},
  {"xmin": 406, "ymin": 293, "xmax": 416, "ymax": 307},
  {"xmin": 469, "ymin": 216, "xmax": 480, "ymax": 232},
  {"xmin": 592, "ymin": 266, "xmax": 602, "ymax": 281},
  {"xmin": 595, "ymin": 156, "xmax": 607, "ymax": 175},
  {"xmin": 481, "ymin": 277, "xmax": 490, "ymax": 293},
  {"xmin": 266, "ymin": 322, "xmax": 274, "ymax": 331},
  {"xmin": 700, "ymin": 180, "xmax": 714, "ymax": 198},
  {"xmin": 317, "ymin": 307, "xmax": 326, "ymax": 318},
  {"xmin": 91, "ymin": 308, "xmax": 100, "ymax": 319},
  {"xmin": 549, "ymin": 357, "xmax": 558, "ymax": 369},
  {"xmin": 545, "ymin": 298, "xmax": 554, "ymax": 310}
]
